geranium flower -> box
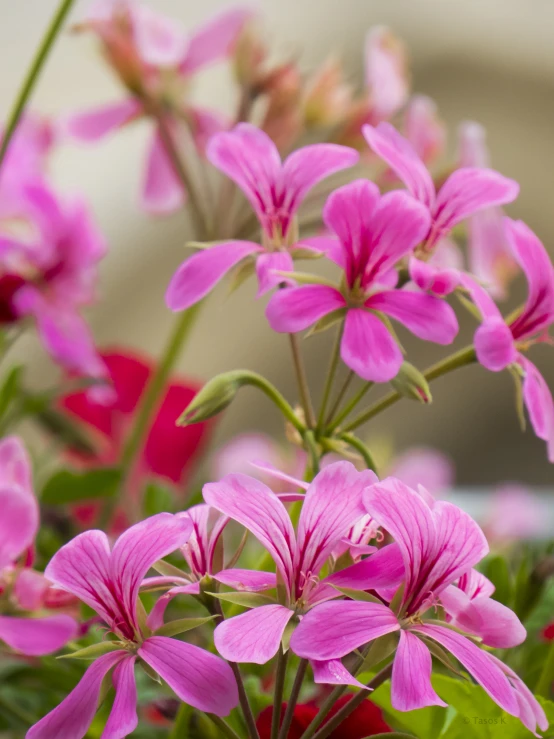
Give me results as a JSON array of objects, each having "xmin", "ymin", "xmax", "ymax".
[
  {"xmin": 0, "ymin": 437, "xmax": 77, "ymax": 656},
  {"xmin": 27, "ymin": 514, "xmax": 238, "ymax": 739},
  {"xmin": 266, "ymin": 179, "xmax": 458, "ymax": 382}
]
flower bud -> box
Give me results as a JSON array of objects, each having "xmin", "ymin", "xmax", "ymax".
[
  {"xmin": 232, "ymin": 22, "xmax": 267, "ymax": 89},
  {"xmin": 303, "ymin": 57, "xmax": 352, "ymax": 128},
  {"xmin": 390, "ymin": 362, "xmax": 432, "ymax": 403},
  {"xmin": 177, "ymin": 372, "xmax": 243, "ymax": 425}
]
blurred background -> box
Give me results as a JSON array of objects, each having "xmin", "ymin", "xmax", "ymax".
[{"xmin": 1, "ymin": 0, "xmax": 554, "ymax": 487}]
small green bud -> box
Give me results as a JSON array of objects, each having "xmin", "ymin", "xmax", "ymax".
[
  {"xmin": 177, "ymin": 372, "xmax": 243, "ymax": 425},
  {"xmin": 390, "ymin": 362, "xmax": 432, "ymax": 404}
]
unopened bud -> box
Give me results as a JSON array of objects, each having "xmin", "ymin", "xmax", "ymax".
[
  {"xmin": 390, "ymin": 362, "xmax": 432, "ymax": 403},
  {"xmin": 303, "ymin": 57, "xmax": 352, "ymax": 128},
  {"xmin": 233, "ymin": 22, "xmax": 267, "ymax": 88},
  {"xmin": 177, "ymin": 372, "xmax": 243, "ymax": 425}
]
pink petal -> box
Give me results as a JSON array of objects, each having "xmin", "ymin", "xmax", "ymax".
[
  {"xmin": 249, "ymin": 459, "xmax": 309, "ymax": 491},
  {"xmin": 214, "ymin": 605, "xmax": 293, "ymax": 664},
  {"xmin": 322, "ymin": 542, "xmax": 404, "ymax": 593},
  {"xmin": 101, "ymin": 656, "xmax": 138, "ymax": 739},
  {"xmin": 521, "ymin": 357, "xmax": 554, "ymax": 463},
  {"xmin": 181, "ymin": 7, "xmax": 254, "ymax": 74},
  {"xmin": 469, "ymin": 597, "xmax": 526, "ymax": 648},
  {"xmin": 409, "ymin": 257, "xmax": 460, "ymax": 296},
  {"xmin": 467, "ymin": 209, "xmax": 515, "ymax": 300},
  {"xmin": 439, "ymin": 586, "xmax": 485, "ymax": 635},
  {"xmin": 290, "ymin": 600, "xmax": 399, "ymax": 661},
  {"xmin": 487, "ymin": 653, "xmax": 548, "ymax": 735},
  {"xmin": 266, "ymin": 285, "xmax": 346, "ymax": 334},
  {"xmin": 505, "ymin": 219, "xmax": 554, "ymax": 340},
  {"xmin": 405, "ymin": 95, "xmax": 446, "ymax": 165},
  {"xmin": 0, "ymin": 614, "xmax": 77, "ymax": 656},
  {"xmin": 203, "ymin": 474, "xmax": 296, "ymax": 592},
  {"xmin": 365, "ymin": 27, "xmax": 408, "ymax": 121},
  {"xmin": 312, "ymin": 659, "xmax": 365, "ymax": 689},
  {"xmin": 14, "ymin": 569, "xmax": 49, "ymax": 610},
  {"xmin": 166, "ymin": 240, "xmax": 261, "ymax": 312},
  {"xmin": 294, "ymin": 236, "xmax": 345, "ymax": 269},
  {"xmin": 341, "ymin": 308, "xmax": 403, "ymax": 382},
  {"xmin": 413, "ymin": 624, "xmax": 519, "ymax": 716},
  {"xmin": 214, "ymin": 569, "xmax": 277, "ymax": 592},
  {"xmin": 63, "ymin": 99, "xmax": 142, "ymax": 142},
  {"xmin": 189, "ymin": 106, "xmax": 228, "ymax": 154},
  {"xmin": 296, "ymin": 462, "xmax": 374, "ymax": 577},
  {"xmin": 27, "ymin": 650, "xmax": 127, "ymax": 739},
  {"xmin": 367, "ymin": 289, "xmax": 458, "ymax": 345},
  {"xmin": 255, "ymin": 250, "xmax": 295, "ymax": 297},
  {"xmin": 432, "ymin": 168, "xmax": 519, "ymax": 243},
  {"xmin": 458, "ymin": 568, "xmax": 495, "ymax": 599},
  {"xmin": 146, "ymin": 584, "xmax": 199, "ymax": 632},
  {"xmin": 474, "ymin": 319, "xmax": 517, "ymax": 372},
  {"xmin": 141, "ymin": 127, "xmax": 185, "ymax": 214},
  {"xmin": 391, "ymin": 631, "xmax": 446, "ymax": 711},
  {"xmin": 132, "ymin": 5, "xmax": 189, "ymax": 68},
  {"xmin": 363, "ymin": 122, "xmax": 435, "ymax": 208},
  {"xmin": 282, "ymin": 144, "xmax": 359, "ymax": 216},
  {"xmin": 458, "ymin": 121, "xmax": 490, "ymax": 169},
  {"xmin": 140, "ymin": 637, "xmax": 238, "ymax": 715}
]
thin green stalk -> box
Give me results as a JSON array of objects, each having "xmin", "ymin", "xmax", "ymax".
[
  {"xmin": 342, "ymin": 345, "xmax": 476, "ymax": 433},
  {"xmin": 304, "ymin": 429, "xmax": 320, "ymax": 476},
  {"xmin": 278, "ymin": 659, "xmax": 308, "ymax": 739},
  {"xmin": 99, "ymin": 304, "xmax": 201, "ymax": 528},
  {"xmin": 230, "ymin": 661, "xmax": 261, "ymax": 739},
  {"xmin": 206, "ymin": 713, "xmax": 242, "ymax": 739},
  {"xmin": 317, "ymin": 324, "xmax": 344, "ymax": 429},
  {"xmin": 327, "ymin": 381, "xmax": 373, "ymax": 431},
  {"xmin": 271, "ymin": 648, "xmax": 289, "ymax": 739},
  {"xmin": 0, "ymin": 0, "xmax": 76, "ymax": 174},
  {"xmin": 339, "ymin": 432, "xmax": 377, "ymax": 473},
  {"xmin": 289, "ymin": 334, "xmax": 316, "ymax": 429},
  {"xmin": 169, "ymin": 703, "xmax": 192, "ymax": 739},
  {"xmin": 324, "ymin": 370, "xmax": 354, "ymax": 427},
  {"xmin": 536, "ymin": 639, "xmax": 554, "ymax": 697},
  {"xmin": 310, "ymin": 663, "xmax": 393, "ymax": 739}
]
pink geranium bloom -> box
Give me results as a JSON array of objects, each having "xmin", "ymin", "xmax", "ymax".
[
  {"xmin": 290, "ymin": 477, "xmax": 546, "ymax": 734},
  {"xmin": 404, "ymin": 95, "xmax": 445, "ymax": 167},
  {"xmin": 266, "ymin": 179, "xmax": 458, "ymax": 382},
  {"xmin": 0, "ymin": 437, "xmax": 77, "ymax": 656},
  {"xmin": 0, "ymin": 182, "xmax": 110, "ymax": 399},
  {"xmin": 202, "ymin": 462, "xmax": 403, "ymax": 667},
  {"xmin": 462, "ymin": 219, "xmax": 554, "ymax": 461},
  {"xmin": 483, "ymin": 484, "xmax": 545, "ymax": 543},
  {"xmin": 166, "ymin": 123, "xmax": 359, "ymax": 308},
  {"xmin": 27, "ymin": 514, "xmax": 238, "ymax": 739},
  {"xmin": 390, "ymin": 446, "xmax": 454, "ymax": 498},
  {"xmin": 66, "ymin": 3, "xmax": 252, "ymax": 213}
]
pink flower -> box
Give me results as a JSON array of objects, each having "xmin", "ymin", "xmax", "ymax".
[
  {"xmin": 266, "ymin": 179, "xmax": 458, "ymax": 382},
  {"xmin": 27, "ymin": 514, "xmax": 238, "ymax": 739},
  {"xmin": 483, "ymin": 485, "xmax": 546, "ymax": 543},
  {"xmin": 390, "ymin": 446, "xmax": 454, "ymax": 498},
  {"xmin": 290, "ymin": 477, "xmax": 546, "ymax": 734},
  {"xmin": 462, "ymin": 219, "xmax": 554, "ymax": 461},
  {"xmin": 165, "ymin": 124, "xmax": 359, "ymax": 309},
  {"xmin": 0, "ymin": 182, "xmax": 110, "ymax": 399},
  {"xmin": 363, "ymin": 122, "xmax": 519, "ymax": 252},
  {"xmin": 65, "ymin": 3, "xmax": 252, "ymax": 213},
  {"xmin": 202, "ymin": 462, "xmax": 403, "ymax": 665},
  {"xmin": 404, "ymin": 95, "xmax": 446, "ymax": 167},
  {"xmin": 0, "ymin": 437, "xmax": 77, "ymax": 656}
]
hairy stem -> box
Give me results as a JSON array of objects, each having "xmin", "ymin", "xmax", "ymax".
[
  {"xmin": 317, "ymin": 324, "xmax": 344, "ymax": 429},
  {"xmin": 342, "ymin": 345, "xmax": 477, "ymax": 433},
  {"xmin": 271, "ymin": 648, "xmax": 289, "ymax": 739},
  {"xmin": 0, "ymin": 0, "xmax": 76, "ymax": 174},
  {"xmin": 289, "ymin": 334, "xmax": 316, "ymax": 428},
  {"xmin": 278, "ymin": 659, "xmax": 308, "ymax": 739}
]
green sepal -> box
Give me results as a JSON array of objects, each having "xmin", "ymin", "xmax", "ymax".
[
  {"xmin": 360, "ymin": 631, "xmax": 399, "ymax": 671},
  {"xmin": 155, "ymin": 615, "xmax": 216, "ymax": 638},
  {"xmin": 152, "ymin": 559, "xmax": 188, "ymax": 580},
  {"xmin": 58, "ymin": 641, "xmax": 122, "ymax": 661},
  {"xmin": 332, "ymin": 586, "xmax": 382, "ymax": 604},
  {"xmin": 140, "ymin": 660, "xmax": 162, "ymax": 684},
  {"xmin": 305, "ymin": 308, "xmax": 347, "ymax": 337},
  {"xmin": 205, "ymin": 591, "xmax": 275, "ymax": 608}
]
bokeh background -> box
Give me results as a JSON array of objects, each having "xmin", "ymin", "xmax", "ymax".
[{"xmin": 2, "ymin": 0, "xmax": 553, "ymax": 487}]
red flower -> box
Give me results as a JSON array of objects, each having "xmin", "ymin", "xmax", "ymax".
[
  {"xmin": 60, "ymin": 348, "xmax": 211, "ymax": 508},
  {"xmin": 543, "ymin": 622, "xmax": 554, "ymax": 641},
  {"xmin": 256, "ymin": 697, "xmax": 391, "ymax": 738}
]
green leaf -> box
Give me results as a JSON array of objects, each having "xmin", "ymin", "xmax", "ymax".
[
  {"xmin": 365, "ymin": 734, "xmax": 417, "ymax": 739},
  {"xmin": 155, "ymin": 616, "xmax": 215, "ymax": 637},
  {"xmin": 482, "ymin": 555, "xmax": 512, "ymax": 606},
  {"xmin": 332, "ymin": 586, "xmax": 383, "ymax": 604},
  {"xmin": 58, "ymin": 642, "xmax": 121, "ymax": 660},
  {"xmin": 143, "ymin": 483, "xmax": 174, "ymax": 517},
  {"xmin": 41, "ymin": 467, "xmax": 121, "ymax": 505},
  {"xmin": 360, "ymin": 632, "xmax": 399, "ymax": 671},
  {"xmin": 0, "ymin": 365, "xmax": 22, "ymax": 420},
  {"xmin": 206, "ymin": 591, "xmax": 275, "ymax": 608},
  {"xmin": 152, "ymin": 559, "xmax": 188, "ymax": 580},
  {"xmin": 368, "ymin": 677, "xmax": 447, "ymax": 739}
]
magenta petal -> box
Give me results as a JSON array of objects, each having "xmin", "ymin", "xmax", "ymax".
[
  {"xmin": 27, "ymin": 650, "xmax": 127, "ymax": 739},
  {"xmin": 391, "ymin": 631, "xmax": 447, "ymax": 711},
  {"xmin": 367, "ymin": 289, "xmax": 458, "ymax": 345},
  {"xmin": 181, "ymin": 7, "xmax": 253, "ymax": 74},
  {"xmin": 312, "ymin": 659, "xmax": 365, "ymax": 689},
  {"xmin": 362, "ymin": 122, "xmax": 435, "ymax": 208},
  {"xmin": 101, "ymin": 656, "xmax": 138, "ymax": 739},
  {"xmin": 266, "ymin": 284, "xmax": 345, "ymax": 333},
  {"xmin": 365, "ymin": 27, "xmax": 408, "ymax": 121},
  {"xmin": 132, "ymin": 5, "xmax": 189, "ymax": 68},
  {"xmin": 255, "ymin": 250, "xmax": 295, "ymax": 297},
  {"xmin": 214, "ymin": 569, "xmax": 277, "ymax": 592},
  {"xmin": 341, "ymin": 308, "xmax": 402, "ymax": 382},
  {"xmin": 414, "ymin": 624, "xmax": 519, "ymax": 716},
  {"xmin": 470, "ymin": 597, "xmax": 526, "ymax": 648},
  {"xmin": 521, "ymin": 357, "xmax": 554, "ymax": 463},
  {"xmin": 140, "ymin": 636, "xmax": 238, "ymax": 716},
  {"xmin": 14, "ymin": 569, "xmax": 49, "ymax": 611},
  {"xmin": 63, "ymin": 99, "xmax": 142, "ymax": 142},
  {"xmin": 474, "ymin": 319, "xmax": 516, "ymax": 372},
  {"xmin": 409, "ymin": 257, "xmax": 460, "ymax": 296},
  {"xmin": 323, "ymin": 543, "xmax": 404, "ymax": 593},
  {"xmin": 146, "ymin": 584, "xmax": 199, "ymax": 632},
  {"xmin": 141, "ymin": 128, "xmax": 185, "ymax": 214},
  {"xmin": 214, "ymin": 605, "xmax": 293, "ymax": 664},
  {"xmin": 487, "ymin": 653, "xmax": 548, "ymax": 735},
  {"xmin": 0, "ymin": 615, "xmax": 77, "ymax": 656},
  {"xmin": 290, "ymin": 601, "xmax": 399, "ymax": 661},
  {"xmin": 166, "ymin": 241, "xmax": 261, "ymax": 312}
]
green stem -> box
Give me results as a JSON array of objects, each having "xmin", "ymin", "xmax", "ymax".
[
  {"xmin": 206, "ymin": 713, "xmax": 242, "ymax": 739},
  {"xmin": 310, "ymin": 663, "xmax": 393, "ymax": 739},
  {"xmin": 99, "ymin": 304, "xmax": 201, "ymax": 528},
  {"xmin": 230, "ymin": 661, "xmax": 261, "ymax": 739},
  {"xmin": 0, "ymin": 0, "xmax": 75, "ymax": 174},
  {"xmin": 169, "ymin": 703, "xmax": 192, "ymax": 739},
  {"xmin": 342, "ymin": 345, "xmax": 476, "ymax": 433},
  {"xmin": 536, "ymin": 639, "xmax": 554, "ymax": 697},
  {"xmin": 339, "ymin": 432, "xmax": 377, "ymax": 473},
  {"xmin": 317, "ymin": 324, "xmax": 344, "ymax": 429},
  {"xmin": 289, "ymin": 334, "xmax": 316, "ymax": 429},
  {"xmin": 304, "ymin": 429, "xmax": 320, "ymax": 476},
  {"xmin": 271, "ymin": 648, "xmax": 289, "ymax": 739},
  {"xmin": 327, "ymin": 381, "xmax": 373, "ymax": 431},
  {"xmin": 236, "ymin": 372, "xmax": 305, "ymax": 435},
  {"xmin": 278, "ymin": 659, "xmax": 308, "ymax": 739},
  {"xmin": 324, "ymin": 370, "xmax": 354, "ymax": 428}
]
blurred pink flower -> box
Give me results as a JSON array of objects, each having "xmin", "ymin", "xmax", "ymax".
[
  {"xmin": 65, "ymin": 3, "xmax": 252, "ymax": 213},
  {"xmin": 404, "ymin": 95, "xmax": 446, "ymax": 167},
  {"xmin": 266, "ymin": 179, "xmax": 458, "ymax": 382},
  {"xmin": 483, "ymin": 484, "xmax": 545, "ymax": 543},
  {"xmin": 390, "ymin": 446, "xmax": 454, "ymax": 498}
]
